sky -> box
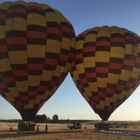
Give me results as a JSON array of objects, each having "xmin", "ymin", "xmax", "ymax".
[{"xmin": 0, "ymin": 0, "xmax": 140, "ymax": 121}]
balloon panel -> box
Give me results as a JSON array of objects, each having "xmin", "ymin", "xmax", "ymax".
[
  {"xmin": 70, "ymin": 26, "xmax": 140, "ymax": 120},
  {"xmin": 0, "ymin": 1, "xmax": 75, "ymax": 121}
]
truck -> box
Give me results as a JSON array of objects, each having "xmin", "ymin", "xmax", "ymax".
[{"xmin": 67, "ymin": 121, "xmax": 81, "ymax": 129}]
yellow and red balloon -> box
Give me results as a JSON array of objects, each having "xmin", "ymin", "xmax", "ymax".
[
  {"xmin": 70, "ymin": 26, "xmax": 140, "ymax": 121},
  {"xmin": 0, "ymin": 1, "xmax": 76, "ymax": 121}
]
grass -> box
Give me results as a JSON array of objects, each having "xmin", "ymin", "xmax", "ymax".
[{"xmin": 0, "ymin": 122, "xmax": 140, "ymax": 140}]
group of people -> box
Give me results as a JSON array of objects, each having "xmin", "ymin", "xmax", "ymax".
[{"xmin": 36, "ymin": 124, "xmax": 48, "ymax": 133}]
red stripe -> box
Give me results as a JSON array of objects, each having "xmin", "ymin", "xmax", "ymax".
[
  {"xmin": 58, "ymin": 77, "xmax": 63, "ymax": 83},
  {"xmin": 96, "ymin": 41, "xmax": 110, "ymax": 47},
  {"xmin": 21, "ymin": 96, "xmax": 28, "ymax": 101},
  {"xmin": 62, "ymin": 26, "xmax": 71, "ymax": 33},
  {"xmin": 27, "ymin": 31, "xmax": 46, "ymax": 39},
  {"xmin": 13, "ymin": 70, "xmax": 27, "ymax": 76},
  {"xmin": 106, "ymin": 88, "xmax": 115, "ymax": 93},
  {"xmin": 86, "ymin": 72, "xmax": 96, "ymax": 78},
  {"xmin": 29, "ymin": 91, "xmax": 37, "ymax": 96},
  {"xmin": 3, "ymin": 76, "xmax": 14, "ymax": 83},
  {"xmin": 0, "ymin": 45, "xmax": 7, "ymax": 52},
  {"xmin": 45, "ymin": 58, "xmax": 58, "ymax": 65},
  {"xmin": 83, "ymin": 46, "xmax": 95, "ymax": 53},
  {"xmin": 126, "ymin": 81, "xmax": 133, "ymax": 88},
  {"xmin": 93, "ymin": 96, "xmax": 99, "ymax": 100},
  {"xmin": 78, "ymin": 33, "xmax": 86, "ymax": 38},
  {"xmin": 98, "ymin": 92, "xmax": 106, "ymax": 97},
  {"xmin": 7, "ymin": 8, "xmax": 26, "ymax": 14},
  {"xmin": 109, "ymin": 62, "xmax": 123, "ymax": 69},
  {"xmin": 111, "ymin": 37, "xmax": 125, "ymax": 43},
  {"xmin": 80, "ymin": 78, "xmax": 87, "ymax": 83},
  {"xmin": 96, "ymin": 67, "xmax": 108, "ymax": 73},
  {"xmin": 7, "ymin": 37, "xmax": 26, "ymax": 45},
  {"xmin": 75, "ymin": 54, "xmax": 83, "ymax": 60},
  {"xmin": 59, "ymin": 54, "xmax": 68, "ymax": 61},
  {"xmin": 17, "ymin": 101, "xmax": 23, "ymax": 105},
  {"xmin": 50, "ymin": 81, "xmax": 56, "ymax": 86},
  {"xmin": 28, "ymin": 64, "xmax": 43, "ymax": 70},
  {"xmin": 27, "ymin": 5, "xmax": 44, "ymax": 12},
  {"xmin": 116, "ymin": 84, "xmax": 124, "ymax": 90},
  {"xmin": 0, "ymin": 82, "xmax": 6, "ymax": 88},
  {"xmin": 47, "ymin": 27, "xmax": 62, "ymax": 36},
  {"xmin": 0, "ymin": 14, "xmax": 6, "ymax": 20},
  {"xmin": 125, "ymin": 35, "xmax": 134, "ymax": 40},
  {"xmin": 39, "ymin": 85, "xmax": 48, "ymax": 91},
  {"xmin": 124, "ymin": 59, "xmax": 135, "ymax": 66},
  {"xmin": 69, "ymin": 52, "xmax": 75, "ymax": 59},
  {"xmin": 136, "ymin": 57, "xmax": 140, "ymax": 63}
]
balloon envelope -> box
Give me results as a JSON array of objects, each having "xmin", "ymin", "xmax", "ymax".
[
  {"xmin": 0, "ymin": 1, "xmax": 75, "ymax": 121},
  {"xmin": 70, "ymin": 26, "xmax": 140, "ymax": 121}
]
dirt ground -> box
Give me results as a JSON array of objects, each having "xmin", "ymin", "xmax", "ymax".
[{"xmin": 0, "ymin": 122, "xmax": 140, "ymax": 140}]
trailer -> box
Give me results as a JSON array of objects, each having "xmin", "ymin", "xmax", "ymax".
[{"xmin": 67, "ymin": 122, "xmax": 81, "ymax": 129}]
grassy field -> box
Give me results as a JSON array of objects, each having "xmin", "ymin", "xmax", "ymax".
[{"xmin": 0, "ymin": 122, "xmax": 140, "ymax": 140}]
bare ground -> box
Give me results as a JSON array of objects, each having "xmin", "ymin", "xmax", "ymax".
[{"xmin": 0, "ymin": 122, "xmax": 140, "ymax": 140}]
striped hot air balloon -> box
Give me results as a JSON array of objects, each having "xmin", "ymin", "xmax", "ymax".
[
  {"xmin": 0, "ymin": 1, "xmax": 76, "ymax": 121},
  {"xmin": 70, "ymin": 26, "xmax": 140, "ymax": 121}
]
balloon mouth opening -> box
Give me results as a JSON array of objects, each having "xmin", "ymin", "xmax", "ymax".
[
  {"xmin": 20, "ymin": 112, "xmax": 37, "ymax": 121},
  {"xmin": 95, "ymin": 110, "xmax": 113, "ymax": 121}
]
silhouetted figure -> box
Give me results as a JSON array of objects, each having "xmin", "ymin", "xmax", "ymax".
[
  {"xmin": 36, "ymin": 125, "xmax": 40, "ymax": 132},
  {"xmin": 44, "ymin": 124, "xmax": 48, "ymax": 132}
]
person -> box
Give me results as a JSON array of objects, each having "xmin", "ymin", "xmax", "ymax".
[
  {"xmin": 36, "ymin": 125, "xmax": 40, "ymax": 132},
  {"xmin": 44, "ymin": 124, "xmax": 48, "ymax": 132}
]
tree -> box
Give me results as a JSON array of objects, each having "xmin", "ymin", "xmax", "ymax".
[{"xmin": 52, "ymin": 114, "xmax": 59, "ymax": 123}]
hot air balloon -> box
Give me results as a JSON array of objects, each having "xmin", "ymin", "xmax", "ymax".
[
  {"xmin": 0, "ymin": 1, "xmax": 75, "ymax": 121},
  {"xmin": 70, "ymin": 26, "xmax": 140, "ymax": 121}
]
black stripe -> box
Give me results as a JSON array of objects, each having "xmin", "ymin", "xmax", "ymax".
[
  {"xmin": 83, "ymin": 52, "xmax": 95, "ymax": 57},
  {"xmin": 19, "ymin": 91, "xmax": 28, "ymax": 96},
  {"xmin": 0, "ymin": 39, "xmax": 6, "ymax": 45},
  {"xmin": 15, "ymin": 76, "xmax": 27, "ymax": 81},
  {"xmin": 109, "ymin": 68, "xmax": 121, "ymax": 74},
  {"xmin": 27, "ymin": 38, "xmax": 46, "ymax": 45},
  {"xmin": 40, "ymin": 80, "xmax": 49, "ymax": 86},
  {"xmin": 96, "ymin": 36, "xmax": 110, "ymax": 41},
  {"xmin": 58, "ymin": 60, "xmax": 66, "ymax": 66},
  {"xmin": 96, "ymin": 62, "xmax": 109, "ymax": 67},
  {"xmin": 60, "ymin": 48, "xmax": 69, "ymax": 55},
  {"xmin": 111, "ymin": 33, "xmax": 124, "ymax": 38},
  {"xmin": 44, "ymin": 64, "xmax": 56, "ymax": 70},
  {"xmin": 76, "ymin": 36, "xmax": 85, "ymax": 41},
  {"xmin": 76, "ymin": 49, "xmax": 83, "ymax": 54},
  {"xmin": 6, "ymin": 30, "xmax": 26, "ymax": 38},
  {"xmin": 124, "ymin": 32, "xmax": 134, "ymax": 37},
  {"xmin": 28, "ymin": 86, "xmax": 38, "ymax": 90},
  {"xmin": 44, "ymin": 8, "xmax": 55, "ymax": 13},
  {"xmin": 0, "ymin": 52, "xmax": 8, "ymax": 59},
  {"xmin": 87, "ymin": 30, "xmax": 98, "ymax": 35},
  {"xmin": 84, "ymin": 42, "xmax": 96, "ymax": 47},
  {"xmin": 7, "ymin": 12, "xmax": 26, "ymax": 19},
  {"xmin": 78, "ymin": 73, "xmax": 86, "ymax": 78},
  {"xmin": 38, "ymin": 91, "xmax": 46, "ymax": 95},
  {"xmin": 125, "ymin": 40, "xmax": 136, "ymax": 45},
  {"xmin": 122, "ymin": 65, "xmax": 133, "ymax": 71},
  {"xmin": 107, "ymin": 83, "xmax": 116, "ymax": 88},
  {"xmin": 111, "ymin": 42, "xmax": 125, "ymax": 48},
  {"xmin": 118, "ymin": 79, "xmax": 127, "ymax": 85},
  {"xmin": 135, "ymin": 62, "xmax": 140, "ymax": 69},
  {"xmin": 1, "ymin": 71, "xmax": 12, "ymax": 77},
  {"xmin": 9, "ymin": 4, "xmax": 26, "ymax": 10},
  {"xmin": 11, "ymin": 64, "xmax": 27, "ymax": 70},
  {"xmin": 47, "ymin": 33, "xmax": 62, "ymax": 41},
  {"xmin": 75, "ymin": 58, "xmax": 83, "ymax": 64},
  {"xmin": 97, "ymin": 72, "xmax": 108, "ymax": 78},
  {"xmin": 27, "ymin": 25, "xmax": 46, "ymax": 32},
  {"xmin": 98, "ymin": 87, "xmax": 106, "ymax": 92},
  {"xmin": 7, "ymin": 44, "xmax": 27, "ymax": 51},
  {"xmin": 110, "ymin": 57, "xmax": 124, "ymax": 63},
  {"xmin": 85, "ymin": 67, "xmax": 96, "ymax": 72},
  {"xmin": 96, "ymin": 46, "xmax": 110, "ymax": 51},
  {"xmin": 124, "ymin": 86, "xmax": 130, "ymax": 91},
  {"xmin": 28, "ymin": 70, "xmax": 42, "ymax": 75},
  {"xmin": 29, "ymin": 96, "xmax": 36, "ymax": 100},
  {"xmin": 0, "ymin": 9, "xmax": 7, "ymax": 14},
  {"xmin": 62, "ymin": 32, "xmax": 71, "ymax": 39},
  {"xmin": 47, "ymin": 22, "xmax": 61, "ymax": 29},
  {"xmin": 115, "ymin": 89, "xmax": 122, "ymax": 94},
  {"xmin": 0, "ymin": 20, "xmax": 5, "ymax": 25},
  {"xmin": 6, "ymin": 82, "xmax": 16, "ymax": 88},
  {"xmin": 28, "ymin": 58, "xmax": 44, "ymax": 64},
  {"xmin": 45, "ymin": 52, "xmax": 59, "ymax": 59},
  {"xmin": 124, "ymin": 54, "xmax": 135, "ymax": 60}
]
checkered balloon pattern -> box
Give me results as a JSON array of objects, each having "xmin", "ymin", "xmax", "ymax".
[
  {"xmin": 70, "ymin": 26, "xmax": 140, "ymax": 121},
  {"xmin": 0, "ymin": 1, "xmax": 76, "ymax": 121}
]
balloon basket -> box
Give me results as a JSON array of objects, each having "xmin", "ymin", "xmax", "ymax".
[
  {"xmin": 94, "ymin": 122, "xmax": 109, "ymax": 130},
  {"xmin": 18, "ymin": 121, "xmax": 36, "ymax": 132}
]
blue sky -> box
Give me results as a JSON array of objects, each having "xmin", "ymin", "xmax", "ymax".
[{"xmin": 0, "ymin": 0, "xmax": 140, "ymax": 121}]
